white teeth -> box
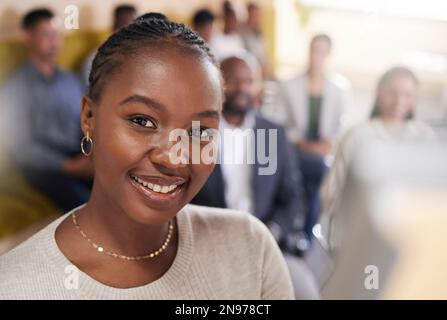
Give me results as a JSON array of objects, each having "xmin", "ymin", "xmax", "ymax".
[{"xmin": 132, "ymin": 175, "xmax": 180, "ymax": 194}]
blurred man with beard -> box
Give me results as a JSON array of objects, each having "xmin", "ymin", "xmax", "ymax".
[{"xmin": 192, "ymin": 57, "xmax": 306, "ymax": 254}]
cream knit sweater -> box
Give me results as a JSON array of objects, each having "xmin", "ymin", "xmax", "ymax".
[{"xmin": 0, "ymin": 204, "xmax": 295, "ymax": 299}]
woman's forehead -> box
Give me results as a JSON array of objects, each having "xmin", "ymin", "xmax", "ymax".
[
  {"xmin": 384, "ymin": 75, "xmax": 417, "ymax": 90},
  {"xmin": 101, "ymin": 51, "xmax": 222, "ymax": 113}
]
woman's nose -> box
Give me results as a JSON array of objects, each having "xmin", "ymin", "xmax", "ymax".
[{"xmin": 149, "ymin": 132, "xmax": 189, "ymax": 171}]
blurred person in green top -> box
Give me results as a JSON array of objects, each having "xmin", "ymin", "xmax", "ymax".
[{"xmin": 276, "ymin": 34, "xmax": 349, "ymax": 241}]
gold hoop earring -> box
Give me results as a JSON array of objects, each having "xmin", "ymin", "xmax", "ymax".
[{"xmin": 81, "ymin": 132, "xmax": 93, "ymax": 156}]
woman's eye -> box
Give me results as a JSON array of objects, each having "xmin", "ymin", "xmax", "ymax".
[
  {"xmin": 190, "ymin": 127, "xmax": 213, "ymax": 140},
  {"xmin": 130, "ymin": 116, "xmax": 156, "ymax": 129}
]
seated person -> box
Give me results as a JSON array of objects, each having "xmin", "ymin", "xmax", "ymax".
[
  {"xmin": 0, "ymin": 13, "xmax": 294, "ymax": 300},
  {"xmin": 191, "ymin": 8, "xmax": 215, "ymax": 44},
  {"xmin": 82, "ymin": 4, "xmax": 137, "ymax": 86},
  {"xmin": 192, "ymin": 56, "xmax": 307, "ymax": 254},
  {"xmin": 0, "ymin": 8, "xmax": 93, "ymax": 212},
  {"xmin": 321, "ymin": 66, "xmax": 436, "ymax": 225},
  {"xmin": 277, "ymin": 34, "xmax": 348, "ymax": 240},
  {"xmin": 208, "ymin": 2, "xmax": 246, "ymax": 62},
  {"xmin": 240, "ymin": 2, "xmax": 270, "ymax": 78}
]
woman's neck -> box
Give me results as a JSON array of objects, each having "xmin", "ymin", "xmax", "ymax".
[
  {"xmin": 378, "ymin": 117, "xmax": 409, "ymax": 137},
  {"xmin": 381, "ymin": 116, "xmax": 406, "ymax": 127},
  {"xmin": 307, "ymin": 69, "xmax": 325, "ymax": 96},
  {"xmin": 79, "ymin": 182, "xmax": 171, "ymax": 257},
  {"xmin": 307, "ymin": 67, "xmax": 324, "ymax": 79}
]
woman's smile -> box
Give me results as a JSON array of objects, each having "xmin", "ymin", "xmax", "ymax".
[{"xmin": 128, "ymin": 172, "xmax": 188, "ymax": 207}]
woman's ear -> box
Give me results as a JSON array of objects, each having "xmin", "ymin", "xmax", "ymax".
[{"xmin": 81, "ymin": 96, "xmax": 96, "ymax": 137}]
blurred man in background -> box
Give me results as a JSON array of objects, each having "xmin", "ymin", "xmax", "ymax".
[
  {"xmin": 241, "ymin": 2, "xmax": 270, "ymax": 78},
  {"xmin": 0, "ymin": 8, "xmax": 92, "ymax": 212},
  {"xmin": 209, "ymin": 1, "xmax": 246, "ymax": 62},
  {"xmin": 192, "ymin": 8, "xmax": 215, "ymax": 44},
  {"xmin": 192, "ymin": 56, "xmax": 320, "ymax": 298},
  {"xmin": 192, "ymin": 56, "xmax": 306, "ymax": 254},
  {"xmin": 82, "ymin": 4, "xmax": 137, "ymax": 85}
]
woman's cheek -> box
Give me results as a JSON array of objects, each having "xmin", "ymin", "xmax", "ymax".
[
  {"xmin": 191, "ymin": 162, "xmax": 215, "ymax": 186},
  {"xmin": 96, "ymin": 124, "xmax": 143, "ymax": 174}
]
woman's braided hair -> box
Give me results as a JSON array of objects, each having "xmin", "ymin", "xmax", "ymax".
[{"xmin": 87, "ymin": 12, "xmax": 218, "ymax": 103}]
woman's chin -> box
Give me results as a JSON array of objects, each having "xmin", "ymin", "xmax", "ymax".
[{"xmin": 124, "ymin": 202, "xmax": 179, "ymax": 226}]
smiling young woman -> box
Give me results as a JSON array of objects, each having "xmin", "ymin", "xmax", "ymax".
[{"xmin": 0, "ymin": 13, "xmax": 294, "ymax": 299}]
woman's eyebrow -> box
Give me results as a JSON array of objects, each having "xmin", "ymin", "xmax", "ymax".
[
  {"xmin": 119, "ymin": 94, "xmax": 165, "ymax": 111},
  {"xmin": 192, "ymin": 110, "xmax": 220, "ymax": 120}
]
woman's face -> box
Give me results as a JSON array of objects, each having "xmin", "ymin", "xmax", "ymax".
[
  {"xmin": 309, "ymin": 39, "xmax": 330, "ymax": 72},
  {"xmin": 82, "ymin": 49, "xmax": 222, "ymax": 225},
  {"xmin": 377, "ymin": 74, "xmax": 417, "ymax": 122}
]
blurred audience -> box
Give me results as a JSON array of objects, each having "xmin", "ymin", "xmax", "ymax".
[
  {"xmin": 192, "ymin": 8, "xmax": 215, "ymax": 44},
  {"xmin": 191, "ymin": 56, "xmax": 307, "ymax": 255},
  {"xmin": 276, "ymin": 34, "xmax": 348, "ymax": 240},
  {"xmin": 0, "ymin": 8, "xmax": 92, "ymax": 212},
  {"xmin": 0, "ymin": 1, "xmax": 445, "ymax": 299},
  {"xmin": 194, "ymin": 3, "xmax": 263, "ymax": 105},
  {"xmin": 208, "ymin": 1, "xmax": 246, "ymax": 62},
  {"xmin": 240, "ymin": 2, "xmax": 270, "ymax": 78},
  {"xmin": 321, "ymin": 67, "xmax": 436, "ymax": 221},
  {"xmin": 81, "ymin": 4, "xmax": 137, "ymax": 86}
]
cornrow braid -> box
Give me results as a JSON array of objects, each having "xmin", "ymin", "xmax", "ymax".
[{"xmin": 87, "ymin": 12, "xmax": 218, "ymax": 103}]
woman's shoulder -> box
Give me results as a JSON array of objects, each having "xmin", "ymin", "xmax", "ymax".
[
  {"xmin": 177, "ymin": 205, "xmax": 294, "ymax": 299},
  {"xmin": 335, "ymin": 122, "xmax": 370, "ymax": 150},
  {"xmin": 340, "ymin": 120, "xmax": 384, "ymax": 142},
  {"xmin": 405, "ymin": 120, "xmax": 436, "ymax": 139},
  {"xmin": 181, "ymin": 204, "xmax": 278, "ymax": 254},
  {"xmin": 183, "ymin": 204, "xmax": 271, "ymax": 239},
  {"xmin": 281, "ymin": 73, "xmax": 306, "ymax": 88},
  {"xmin": 0, "ymin": 216, "xmax": 65, "ymax": 285},
  {"xmin": 0, "ymin": 220, "xmax": 54, "ymax": 260}
]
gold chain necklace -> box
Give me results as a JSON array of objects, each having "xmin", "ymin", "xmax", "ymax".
[{"xmin": 71, "ymin": 213, "xmax": 174, "ymax": 261}]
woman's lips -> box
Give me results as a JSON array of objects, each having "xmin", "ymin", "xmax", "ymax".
[
  {"xmin": 130, "ymin": 173, "xmax": 185, "ymax": 194},
  {"xmin": 128, "ymin": 173, "xmax": 187, "ymax": 206}
]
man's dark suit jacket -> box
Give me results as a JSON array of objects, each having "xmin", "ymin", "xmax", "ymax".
[{"xmin": 191, "ymin": 113, "xmax": 306, "ymax": 247}]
